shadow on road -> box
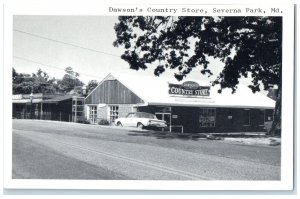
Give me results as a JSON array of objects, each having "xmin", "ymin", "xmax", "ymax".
[
  {"xmin": 127, "ymin": 130, "xmax": 271, "ymax": 142},
  {"xmin": 127, "ymin": 130, "xmax": 207, "ymax": 141}
]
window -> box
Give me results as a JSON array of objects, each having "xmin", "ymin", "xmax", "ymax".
[
  {"xmin": 243, "ymin": 109, "xmax": 251, "ymax": 126},
  {"xmin": 76, "ymin": 106, "xmax": 84, "ymax": 112},
  {"xmin": 89, "ymin": 106, "xmax": 97, "ymax": 124},
  {"xmin": 109, "ymin": 105, "xmax": 119, "ymax": 123},
  {"xmin": 137, "ymin": 112, "xmax": 155, "ymax": 119},
  {"xmin": 77, "ymin": 112, "xmax": 83, "ymax": 116},
  {"xmin": 126, "ymin": 113, "xmax": 134, "ymax": 118},
  {"xmin": 72, "ymin": 97, "xmax": 85, "ymax": 122},
  {"xmin": 199, "ymin": 108, "xmax": 215, "ymax": 127},
  {"xmin": 76, "ymin": 100, "xmax": 84, "ymax": 105},
  {"xmin": 265, "ymin": 109, "xmax": 274, "ymax": 121}
]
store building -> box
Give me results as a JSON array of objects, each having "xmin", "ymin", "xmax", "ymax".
[
  {"xmin": 84, "ymin": 73, "xmax": 275, "ymax": 133},
  {"xmin": 12, "ymin": 93, "xmax": 85, "ymax": 122}
]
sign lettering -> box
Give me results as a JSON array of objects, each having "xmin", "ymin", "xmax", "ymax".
[{"xmin": 169, "ymin": 81, "xmax": 210, "ymax": 97}]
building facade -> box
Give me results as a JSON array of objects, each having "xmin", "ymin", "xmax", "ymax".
[
  {"xmin": 84, "ymin": 74, "xmax": 275, "ymax": 133},
  {"xmin": 12, "ymin": 93, "xmax": 85, "ymax": 122}
]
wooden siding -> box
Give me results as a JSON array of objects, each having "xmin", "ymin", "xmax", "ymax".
[{"xmin": 85, "ymin": 80, "xmax": 144, "ymax": 104}]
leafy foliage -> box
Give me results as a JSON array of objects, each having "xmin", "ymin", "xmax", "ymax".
[
  {"xmin": 114, "ymin": 16, "xmax": 281, "ymax": 93},
  {"xmin": 86, "ymin": 80, "xmax": 98, "ymax": 94},
  {"xmin": 57, "ymin": 66, "xmax": 84, "ymax": 93},
  {"xmin": 13, "ymin": 67, "xmax": 85, "ymax": 95},
  {"xmin": 98, "ymin": 119, "xmax": 110, "ymax": 125},
  {"xmin": 13, "ymin": 68, "xmax": 58, "ymax": 94}
]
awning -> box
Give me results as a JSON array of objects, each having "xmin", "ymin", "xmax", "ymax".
[
  {"xmin": 42, "ymin": 95, "xmax": 73, "ymax": 104},
  {"xmin": 13, "ymin": 99, "xmax": 43, "ymax": 104}
]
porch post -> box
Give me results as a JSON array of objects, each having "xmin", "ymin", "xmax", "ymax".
[{"xmin": 40, "ymin": 103, "xmax": 43, "ymax": 120}]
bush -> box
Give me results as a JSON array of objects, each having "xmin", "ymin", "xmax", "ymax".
[
  {"xmin": 83, "ymin": 120, "xmax": 91, "ymax": 124},
  {"xmin": 77, "ymin": 119, "xmax": 90, "ymax": 124},
  {"xmin": 98, "ymin": 119, "xmax": 109, "ymax": 125}
]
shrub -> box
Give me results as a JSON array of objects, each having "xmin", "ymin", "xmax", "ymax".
[
  {"xmin": 98, "ymin": 119, "xmax": 109, "ymax": 125},
  {"xmin": 83, "ymin": 120, "xmax": 91, "ymax": 124},
  {"xmin": 77, "ymin": 119, "xmax": 90, "ymax": 124}
]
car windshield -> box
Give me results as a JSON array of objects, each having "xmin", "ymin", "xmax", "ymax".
[
  {"xmin": 136, "ymin": 112, "xmax": 156, "ymax": 119},
  {"xmin": 126, "ymin": 113, "xmax": 134, "ymax": 118},
  {"xmin": 126, "ymin": 112, "xmax": 157, "ymax": 119}
]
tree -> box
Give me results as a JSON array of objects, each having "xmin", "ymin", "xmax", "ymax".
[
  {"xmin": 12, "ymin": 67, "xmax": 18, "ymax": 78},
  {"xmin": 113, "ymin": 16, "xmax": 282, "ymax": 136},
  {"xmin": 86, "ymin": 80, "xmax": 98, "ymax": 94},
  {"xmin": 31, "ymin": 69, "xmax": 58, "ymax": 93},
  {"xmin": 13, "ymin": 68, "xmax": 58, "ymax": 94},
  {"xmin": 13, "ymin": 68, "xmax": 33, "ymax": 94},
  {"xmin": 267, "ymin": 88, "xmax": 279, "ymax": 101},
  {"xmin": 57, "ymin": 66, "xmax": 84, "ymax": 93}
]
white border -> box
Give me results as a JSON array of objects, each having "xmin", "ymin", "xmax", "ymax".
[{"xmin": 3, "ymin": 0, "xmax": 295, "ymax": 191}]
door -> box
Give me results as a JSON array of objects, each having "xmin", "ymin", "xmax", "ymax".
[
  {"xmin": 126, "ymin": 112, "xmax": 136, "ymax": 127},
  {"xmin": 155, "ymin": 113, "xmax": 171, "ymax": 131},
  {"xmin": 89, "ymin": 106, "xmax": 97, "ymax": 124}
]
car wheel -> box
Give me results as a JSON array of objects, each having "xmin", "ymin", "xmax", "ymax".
[
  {"xmin": 137, "ymin": 122, "xmax": 144, "ymax": 129},
  {"xmin": 116, "ymin": 122, "xmax": 123, "ymax": 127}
]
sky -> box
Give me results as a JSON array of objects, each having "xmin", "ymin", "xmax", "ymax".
[
  {"xmin": 13, "ymin": 15, "xmax": 256, "ymax": 91},
  {"xmin": 12, "ymin": 15, "xmax": 228, "ymax": 84}
]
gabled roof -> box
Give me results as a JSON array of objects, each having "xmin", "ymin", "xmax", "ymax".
[{"xmin": 98, "ymin": 73, "xmax": 275, "ymax": 109}]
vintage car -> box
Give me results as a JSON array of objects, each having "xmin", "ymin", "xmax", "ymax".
[{"xmin": 114, "ymin": 112, "xmax": 167, "ymax": 129}]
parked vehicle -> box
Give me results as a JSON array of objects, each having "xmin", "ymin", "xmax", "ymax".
[{"xmin": 114, "ymin": 112, "xmax": 167, "ymax": 129}]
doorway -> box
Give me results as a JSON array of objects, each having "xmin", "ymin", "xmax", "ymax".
[
  {"xmin": 155, "ymin": 112, "xmax": 171, "ymax": 132},
  {"xmin": 89, "ymin": 105, "xmax": 97, "ymax": 124}
]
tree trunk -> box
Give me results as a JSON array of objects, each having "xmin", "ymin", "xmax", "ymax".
[{"xmin": 269, "ymin": 85, "xmax": 281, "ymax": 136}]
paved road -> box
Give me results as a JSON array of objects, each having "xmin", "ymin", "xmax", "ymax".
[{"xmin": 12, "ymin": 119, "xmax": 281, "ymax": 180}]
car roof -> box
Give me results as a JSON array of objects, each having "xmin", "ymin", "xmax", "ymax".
[{"xmin": 129, "ymin": 112, "xmax": 154, "ymax": 114}]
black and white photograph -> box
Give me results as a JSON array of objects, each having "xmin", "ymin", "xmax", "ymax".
[
  {"xmin": 2, "ymin": 1, "xmax": 295, "ymax": 192},
  {"xmin": 11, "ymin": 14, "xmax": 282, "ymax": 180}
]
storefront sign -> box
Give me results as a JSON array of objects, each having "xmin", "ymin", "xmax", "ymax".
[
  {"xmin": 182, "ymin": 81, "xmax": 200, "ymax": 90},
  {"xmin": 169, "ymin": 81, "xmax": 210, "ymax": 97}
]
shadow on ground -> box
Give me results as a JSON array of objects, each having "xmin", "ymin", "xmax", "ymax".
[
  {"xmin": 127, "ymin": 130, "xmax": 207, "ymax": 141},
  {"xmin": 127, "ymin": 130, "xmax": 272, "ymax": 141}
]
